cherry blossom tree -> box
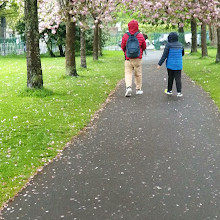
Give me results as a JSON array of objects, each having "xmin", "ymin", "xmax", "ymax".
[
  {"xmin": 121, "ymin": 0, "xmax": 219, "ymax": 57},
  {"xmin": 90, "ymin": 0, "xmax": 118, "ymax": 60},
  {"xmin": 191, "ymin": 17, "xmax": 198, "ymax": 53},
  {"xmin": 13, "ymin": 0, "xmax": 220, "ymax": 67},
  {"xmin": 54, "ymin": 0, "xmax": 78, "ymax": 76},
  {"xmin": 209, "ymin": 25, "xmax": 217, "ymax": 47},
  {"xmin": 39, "ymin": 0, "xmax": 88, "ymax": 73},
  {"xmin": 70, "ymin": 0, "xmax": 118, "ymax": 60},
  {"xmin": 185, "ymin": 0, "xmax": 219, "ymax": 56},
  {"xmin": 79, "ymin": 15, "xmax": 87, "ymax": 68},
  {"xmin": 38, "ymin": 0, "xmax": 61, "ymax": 35}
]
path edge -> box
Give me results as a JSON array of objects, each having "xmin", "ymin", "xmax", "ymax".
[{"xmin": 0, "ymin": 78, "xmax": 124, "ymax": 216}]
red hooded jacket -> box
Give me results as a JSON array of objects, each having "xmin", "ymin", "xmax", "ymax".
[{"xmin": 121, "ymin": 20, "xmax": 146, "ymax": 60}]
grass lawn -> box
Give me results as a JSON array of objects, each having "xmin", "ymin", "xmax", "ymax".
[
  {"xmin": 183, "ymin": 48, "xmax": 220, "ymax": 109},
  {"xmin": 0, "ymin": 51, "xmax": 124, "ymax": 208}
]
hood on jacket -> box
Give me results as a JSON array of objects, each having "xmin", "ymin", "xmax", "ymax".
[
  {"xmin": 168, "ymin": 32, "xmax": 178, "ymax": 42},
  {"xmin": 128, "ymin": 20, "xmax": 139, "ymax": 35}
]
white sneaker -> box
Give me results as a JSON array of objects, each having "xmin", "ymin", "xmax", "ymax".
[
  {"xmin": 177, "ymin": 93, "xmax": 183, "ymax": 97},
  {"xmin": 136, "ymin": 89, "xmax": 143, "ymax": 95},
  {"xmin": 164, "ymin": 89, "xmax": 172, "ymax": 95},
  {"xmin": 125, "ymin": 87, "xmax": 132, "ymax": 97}
]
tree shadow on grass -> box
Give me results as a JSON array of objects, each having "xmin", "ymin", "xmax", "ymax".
[
  {"xmin": 59, "ymin": 75, "xmax": 91, "ymax": 80},
  {"xmin": 60, "ymin": 75, "xmax": 80, "ymax": 79},
  {"xmin": 19, "ymin": 88, "xmax": 54, "ymax": 98},
  {"xmin": 94, "ymin": 60, "xmax": 105, "ymax": 64},
  {"xmin": 208, "ymin": 61, "xmax": 220, "ymax": 66},
  {"xmin": 19, "ymin": 87, "xmax": 79, "ymax": 98}
]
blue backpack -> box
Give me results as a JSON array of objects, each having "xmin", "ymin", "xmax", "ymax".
[{"xmin": 126, "ymin": 32, "xmax": 140, "ymax": 58}]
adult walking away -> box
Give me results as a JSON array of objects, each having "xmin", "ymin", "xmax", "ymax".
[
  {"xmin": 121, "ymin": 20, "xmax": 146, "ymax": 97},
  {"xmin": 157, "ymin": 32, "xmax": 184, "ymax": 97},
  {"xmin": 143, "ymin": 34, "xmax": 149, "ymax": 56}
]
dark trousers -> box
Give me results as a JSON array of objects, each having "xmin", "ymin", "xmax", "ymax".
[{"xmin": 167, "ymin": 69, "xmax": 182, "ymax": 93}]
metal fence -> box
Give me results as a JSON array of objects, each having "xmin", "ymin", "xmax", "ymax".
[
  {"xmin": 104, "ymin": 32, "xmax": 205, "ymax": 51},
  {"xmin": 0, "ymin": 42, "xmax": 25, "ymax": 55},
  {"xmin": 0, "ymin": 38, "xmax": 60, "ymax": 56},
  {"xmin": 104, "ymin": 33, "xmax": 123, "ymax": 50}
]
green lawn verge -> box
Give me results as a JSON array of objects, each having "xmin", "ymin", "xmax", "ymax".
[
  {"xmin": 183, "ymin": 48, "xmax": 220, "ymax": 108},
  {"xmin": 0, "ymin": 51, "xmax": 124, "ymax": 208}
]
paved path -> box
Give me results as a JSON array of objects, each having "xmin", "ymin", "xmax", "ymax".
[{"xmin": 1, "ymin": 51, "xmax": 220, "ymax": 220}]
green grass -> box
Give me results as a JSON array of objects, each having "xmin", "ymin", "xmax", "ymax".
[
  {"xmin": 0, "ymin": 51, "xmax": 124, "ymax": 208},
  {"xmin": 183, "ymin": 48, "xmax": 220, "ymax": 108}
]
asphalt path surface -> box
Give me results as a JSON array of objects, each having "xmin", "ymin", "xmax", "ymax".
[{"xmin": 1, "ymin": 50, "xmax": 220, "ymax": 220}]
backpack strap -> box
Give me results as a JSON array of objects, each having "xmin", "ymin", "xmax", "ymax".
[
  {"xmin": 126, "ymin": 32, "xmax": 131, "ymax": 37},
  {"xmin": 126, "ymin": 32, "xmax": 139, "ymax": 37}
]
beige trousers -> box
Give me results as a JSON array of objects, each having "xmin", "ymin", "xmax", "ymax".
[{"xmin": 124, "ymin": 59, "xmax": 142, "ymax": 90}]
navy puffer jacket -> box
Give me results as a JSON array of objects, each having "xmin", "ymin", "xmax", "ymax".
[{"xmin": 158, "ymin": 32, "xmax": 184, "ymax": 70}]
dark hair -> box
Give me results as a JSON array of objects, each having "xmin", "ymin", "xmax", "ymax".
[{"xmin": 143, "ymin": 34, "xmax": 148, "ymax": 40}]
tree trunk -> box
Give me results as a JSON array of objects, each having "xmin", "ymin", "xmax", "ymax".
[
  {"xmin": 178, "ymin": 26, "xmax": 185, "ymax": 46},
  {"xmin": 191, "ymin": 18, "xmax": 197, "ymax": 53},
  {"xmin": 0, "ymin": 17, "xmax": 6, "ymax": 38},
  {"xmin": 1, "ymin": 17, "xmax": 6, "ymax": 56},
  {"xmin": 80, "ymin": 28, "xmax": 87, "ymax": 68},
  {"xmin": 98, "ymin": 26, "xmax": 102, "ymax": 57},
  {"xmin": 201, "ymin": 22, "xmax": 208, "ymax": 57},
  {"xmin": 25, "ymin": 0, "xmax": 43, "ymax": 89},
  {"xmin": 65, "ymin": 14, "xmax": 77, "ymax": 76},
  {"xmin": 58, "ymin": 44, "xmax": 65, "ymax": 57},
  {"xmin": 209, "ymin": 25, "xmax": 217, "ymax": 47},
  {"xmin": 93, "ymin": 22, "xmax": 99, "ymax": 60},
  {"xmin": 216, "ymin": 27, "xmax": 220, "ymax": 63}
]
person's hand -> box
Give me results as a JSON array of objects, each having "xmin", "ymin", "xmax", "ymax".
[{"xmin": 157, "ymin": 65, "xmax": 161, "ymax": 70}]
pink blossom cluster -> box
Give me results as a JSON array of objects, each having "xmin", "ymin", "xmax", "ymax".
[
  {"xmin": 38, "ymin": 0, "xmax": 62, "ymax": 34},
  {"xmin": 122, "ymin": 0, "xmax": 220, "ymax": 27},
  {"xmin": 69, "ymin": 0, "xmax": 118, "ymax": 27},
  {"xmin": 37, "ymin": 0, "xmax": 220, "ymax": 34},
  {"xmin": 38, "ymin": 0, "xmax": 119, "ymax": 33}
]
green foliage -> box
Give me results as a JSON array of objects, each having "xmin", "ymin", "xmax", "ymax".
[
  {"xmin": 183, "ymin": 48, "xmax": 220, "ymax": 108},
  {"xmin": 115, "ymin": 11, "xmax": 191, "ymax": 35},
  {"xmin": 0, "ymin": 0, "xmax": 20, "ymax": 30},
  {"xmin": 140, "ymin": 23, "xmax": 176, "ymax": 34},
  {"xmin": 55, "ymin": 23, "xmax": 66, "ymax": 49},
  {"xmin": 0, "ymin": 0, "xmax": 18, "ymax": 17},
  {"xmin": 0, "ymin": 50, "xmax": 124, "ymax": 208},
  {"xmin": 75, "ymin": 26, "xmax": 109, "ymax": 53},
  {"xmin": 75, "ymin": 25, "xmax": 93, "ymax": 52},
  {"xmin": 14, "ymin": 20, "xmax": 108, "ymax": 56},
  {"xmin": 40, "ymin": 23, "xmax": 66, "ymax": 57},
  {"xmin": 15, "ymin": 20, "xmax": 25, "ymax": 41}
]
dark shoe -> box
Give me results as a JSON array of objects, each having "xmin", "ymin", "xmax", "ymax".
[{"xmin": 164, "ymin": 89, "xmax": 172, "ymax": 95}]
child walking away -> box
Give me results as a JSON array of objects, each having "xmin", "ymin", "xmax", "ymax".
[
  {"xmin": 157, "ymin": 32, "xmax": 184, "ymax": 97},
  {"xmin": 121, "ymin": 20, "xmax": 146, "ymax": 97}
]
